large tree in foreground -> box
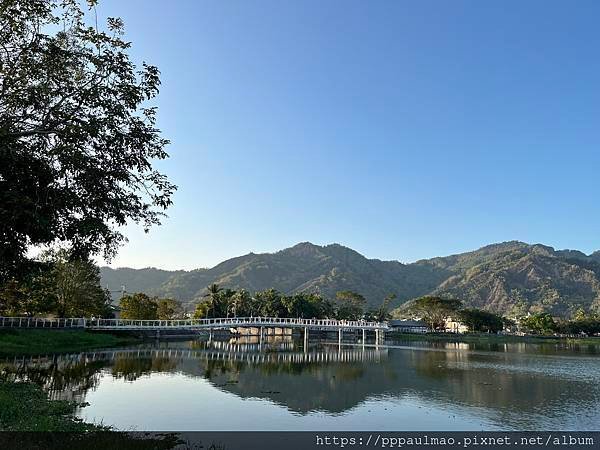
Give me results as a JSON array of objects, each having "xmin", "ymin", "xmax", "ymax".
[{"xmin": 0, "ymin": 0, "xmax": 175, "ymax": 283}]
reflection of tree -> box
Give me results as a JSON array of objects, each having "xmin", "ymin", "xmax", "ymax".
[
  {"xmin": 1, "ymin": 357, "xmax": 106, "ymax": 397},
  {"xmin": 112, "ymin": 357, "xmax": 177, "ymax": 381},
  {"xmin": 3, "ymin": 340, "xmax": 599, "ymax": 430},
  {"xmin": 331, "ymin": 366, "xmax": 364, "ymax": 382},
  {"xmin": 203, "ymin": 360, "xmax": 245, "ymax": 380},
  {"xmin": 411, "ymin": 350, "xmax": 452, "ymax": 380}
]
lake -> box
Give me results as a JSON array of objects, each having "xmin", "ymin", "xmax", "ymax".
[{"xmin": 1, "ymin": 336, "xmax": 599, "ymax": 431}]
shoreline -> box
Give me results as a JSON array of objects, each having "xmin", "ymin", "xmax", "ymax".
[
  {"xmin": 0, "ymin": 329, "xmax": 177, "ymax": 443},
  {"xmin": 0, "ymin": 329, "xmax": 141, "ymax": 358},
  {"xmin": 386, "ymin": 331, "xmax": 600, "ymax": 345},
  {"xmin": 1, "ymin": 328, "xmax": 599, "ymax": 432}
]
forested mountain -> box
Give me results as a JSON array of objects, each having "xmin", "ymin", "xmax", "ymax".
[
  {"xmin": 100, "ymin": 267, "xmax": 186, "ymax": 298},
  {"xmin": 101, "ymin": 241, "xmax": 600, "ymax": 316},
  {"xmin": 421, "ymin": 243, "xmax": 600, "ymax": 316}
]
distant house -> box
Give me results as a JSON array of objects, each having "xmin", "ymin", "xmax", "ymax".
[
  {"xmin": 444, "ymin": 317, "xmax": 469, "ymax": 334},
  {"xmin": 388, "ymin": 319, "xmax": 428, "ymax": 333}
]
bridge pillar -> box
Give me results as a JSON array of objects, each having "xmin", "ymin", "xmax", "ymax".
[
  {"xmin": 303, "ymin": 327, "xmax": 308, "ymax": 352},
  {"xmin": 338, "ymin": 328, "xmax": 342, "ymax": 345},
  {"xmin": 362, "ymin": 329, "xmax": 365, "ymax": 345}
]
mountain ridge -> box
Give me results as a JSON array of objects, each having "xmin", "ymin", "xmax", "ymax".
[{"xmin": 101, "ymin": 241, "xmax": 600, "ymax": 316}]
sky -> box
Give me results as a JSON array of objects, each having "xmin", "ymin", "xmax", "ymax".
[{"xmin": 97, "ymin": 0, "xmax": 600, "ymax": 270}]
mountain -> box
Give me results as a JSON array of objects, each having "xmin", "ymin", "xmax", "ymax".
[
  {"xmin": 102, "ymin": 242, "xmax": 446, "ymax": 308},
  {"xmin": 425, "ymin": 242, "xmax": 600, "ymax": 316},
  {"xmin": 100, "ymin": 267, "xmax": 186, "ymax": 297},
  {"xmin": 101, "ymin": 241, "xmax": 600, "ymax": 316}
]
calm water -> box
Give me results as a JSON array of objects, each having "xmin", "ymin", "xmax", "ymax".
[{"xmin": 2, "ymin": 336, "xmax": 599, "ymax": 430}]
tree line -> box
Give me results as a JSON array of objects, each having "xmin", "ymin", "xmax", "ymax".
[
  {"xmin": 118, "ymin": 286, "xmax": 397, "ymax": 322},
  {"xmin": 0, "ymin": 249, "xmax": 112, "ymax": 318},
  {"xmin": 399, "ymin": 296, "xmax": 600, "ymax": 335},
  {"xmin": 3, "ymin": 257, "xmax": 599, "ymax": 338}
]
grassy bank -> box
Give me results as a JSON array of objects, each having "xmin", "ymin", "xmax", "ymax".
[
  {"xmin": 0, "ymin": 329, "xmax": 139, "ymax": 357},
  {"xmin": 386, "ymin": 331, "xmax": 600, "ymax": 345},
  {"xmin": 0, "ymin": 330, "xmax": 181, "ymax": 441},
  {"xmin": 0, "ymin": 380, "xmax": 103, "ymax": 431},
  {"xmin": 0, "ymin": 383, "xmax": 181, "ymax": 449}
]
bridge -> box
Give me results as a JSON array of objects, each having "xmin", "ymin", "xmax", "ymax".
[{"xmin": 0, "ymin": 316, "xmax": 389, "ymax": 343}]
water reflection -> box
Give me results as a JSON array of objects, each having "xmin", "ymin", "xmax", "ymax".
[{"xmin": 1, "ymin": 336, "xmax": 599, "ymax": 430}]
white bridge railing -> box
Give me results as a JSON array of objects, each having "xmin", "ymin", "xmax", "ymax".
[
  {"xmin": 0, "ymin": 317, "xmax": 85, "ymax": 328},
  {"xmin": 0, "ymin": 316, "xmax": 388, "ymax": 331}
]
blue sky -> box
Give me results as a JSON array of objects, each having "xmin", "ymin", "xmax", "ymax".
[{"xmin": 99, "ymin": 0, "xmax": 600, "ymax": 269}]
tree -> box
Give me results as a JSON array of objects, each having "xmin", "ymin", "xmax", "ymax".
[
  {"xmin": 215, "ymin": 289, "xmax": 235, "ymax": 317},
  {"xmin": 46, "ymin": 250, "xmax": 111, "ymax": 317},
  {"xmin": 521, "ymin": 313, "xmax": 557, "ymax": 335},
  {"xmin": 318, "ymin": 296, "xmax": 336, "ymax": 319},
  {"xmin": 335, "ymin": 291, "xmax": 366, "ymax": 320},
  {"xmin": 193, "ymin": 300, "xmax": 211, "ymax": 319},
  {"xmin": 572, "ymin": 308, "xmax": 588, "ymax": 322},
  {"xmin": 0, "ymin": 250, "xmax": 111, "ymax": 317},
  {"xmin": 457, "ymin": 308, "xmax": 504, "ymax": 333},
  {"xmin": 229, "ymin": 289, "xmax": 252, "ymax": 317},
  {"xmin": 368, "ymin": 293, "xmax": 396, "ymax": 322},
  {"xmin": 255, "ymin": 289, "xmax": 287, "ymax": 317},
  {"xmin": 119, "ymin": 293, "xmax": 158, "ymax": 320},
  {"xmin": 306, "ymin": 293, "xmax": 333, "ymax": 319},
  {"xmin": 203, "ymin": 284, "xmax": 223, "ymax": 317},
  {"xmin": 0, "ymin": 0, "xmax": 175, "ymax": 284},
  {"xmin": 156, "ymin": 298, "xmax": 183, "ymax": 320},
  {"xmin": 560, "ymin": 310, "xmax": 600, "ymax": 335},
  {"xmin": 406, "ymin": 296, "xmax": 462, "ymax": 331},
  {"xmin": 0, "ymin": 264, "xmax": 57, "ymax": 316},
  {"xmin": 0, "ymin": 279, "xmax": 31, "ymax": 316}
]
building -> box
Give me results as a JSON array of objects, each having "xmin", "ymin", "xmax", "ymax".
[
  {"xmin": 444, "ymin": 317, "xmax": 469, "ymax": 333},
  {"xmin": 388, "ymin": 319, "xmax": 429, "ymax": 333}
]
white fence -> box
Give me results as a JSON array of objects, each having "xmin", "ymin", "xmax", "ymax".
[
  {"xmin": 0, "ymin": 316, "xmax": 388, "ymax": 331},
  {"xmin": 0, "ymin": 317, "xmax": 85, "ymax": 328}
]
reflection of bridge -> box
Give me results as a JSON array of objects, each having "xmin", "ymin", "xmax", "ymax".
[
  {"xmin": 3, "ymin": 344, "xmax": 388, "ymax": 366},
  {"xmin": 0, "ymin": 316, "xmax": 389, "ymax": 343}
]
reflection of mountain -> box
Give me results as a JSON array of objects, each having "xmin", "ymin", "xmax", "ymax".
[
  {"xmin": 2, "ymin": 339, "xmax": 599, "ymax": 429},
  {"xmin": 204, "ymin": 346, "xmax": 600, "ymax": 429}
]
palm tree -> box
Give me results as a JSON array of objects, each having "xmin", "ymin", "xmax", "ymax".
[
  {"xmin": 204, "ymin": 283, "xmax": 223, "ymax": 318},
  {"xmin": 230, "ymin": 289, "xmax": 251, "ymax": 317}
]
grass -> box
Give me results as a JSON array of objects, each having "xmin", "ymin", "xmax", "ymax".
[
  {"xmin": 0, "ymin": 382, "xmax": 182, "ymax": 449},
  {"xmin": 0, "ymin": 330, "xmax": 179, "ymax": 446},
  {"xmin": 386, "ymin": 331, "xmax": 600, "ymax": 345},
  {"xmin": 0, "ymin": 329, "xmax": 139, "ymax": 357},
  {"xmin": 0, "ymin": 329, "xmax": 188, "ymax": 437},
  {"xmin": 0, "ymin": 380, "xmax": 104, "ymax": 431}
]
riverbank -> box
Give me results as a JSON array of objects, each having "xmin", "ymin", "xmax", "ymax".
[
  {"xmin": 0, "ymin": 383, "xmax": 181, "ymax": 449},
  {"xmin": 0, "ymin": 329, "xmax": 140, "ymax": 357},
  {"xmin": 386, "ymin": 331, "xmax": 600, "ymax": 345},
  {"xmin": 0, "ymin": 380, "xmax": 104, "ymax": 431},
  {"xmin": 0, "ymin": 330, "xmax": 180, "ymax": 445}
]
